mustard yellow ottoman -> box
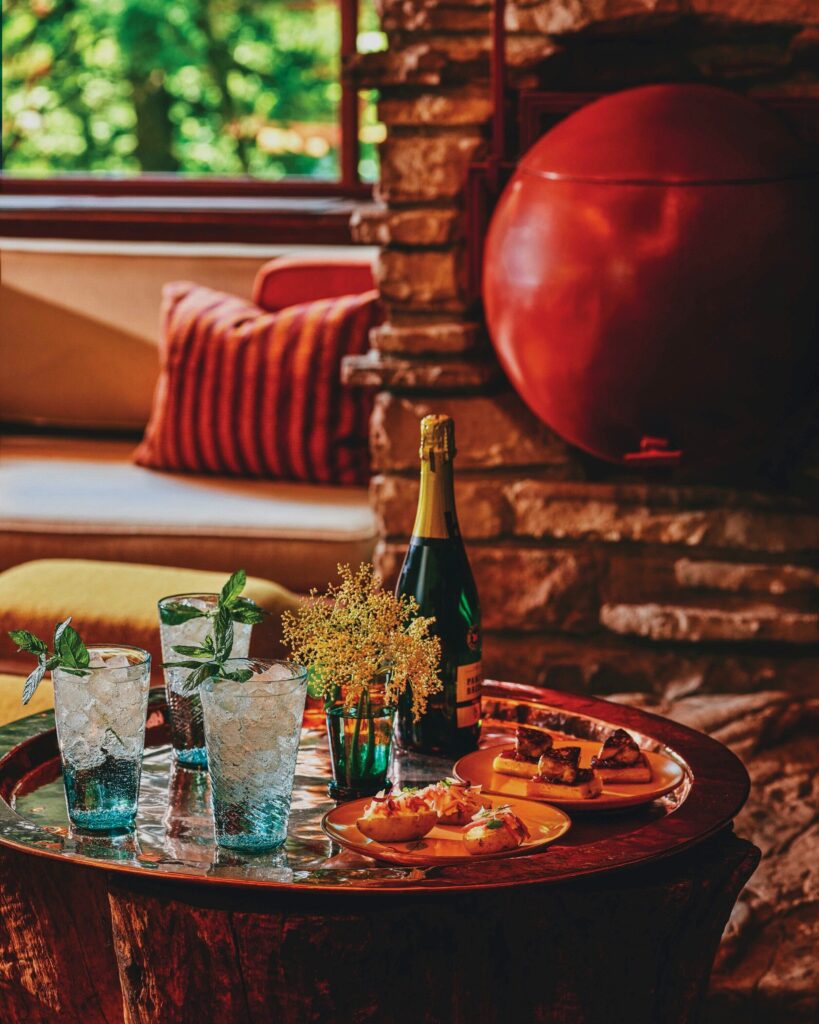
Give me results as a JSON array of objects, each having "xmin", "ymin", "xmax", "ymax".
[
  {"xmin": 0, "ymin": 671, "xmax": 54, "ymax": 725},
  {"xmin": 0, "ymin": 558, "xmax": 301, "ymax": 682}
]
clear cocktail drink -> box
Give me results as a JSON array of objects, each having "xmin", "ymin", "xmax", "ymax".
[
  {"xmin": 158, "ymin": 594, "xmax": 253, "ymax": 768},
  {"xmin": 201, "ymin": 660, "xmax": 307, "ymax": 851},
  {"xmin": 52, "ymin": 644, "xmax": 151, "ymax": 831}
]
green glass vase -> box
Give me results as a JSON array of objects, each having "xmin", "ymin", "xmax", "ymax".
[{"xmin": 325, "ymin": 693, "xmax": 395, "ymax": 801}]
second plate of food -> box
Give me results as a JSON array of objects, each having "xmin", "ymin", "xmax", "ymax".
[
  {"xmin": 322, "ymin": 793, "xmax": 571, "ymax": 866},
  {"xmin": 454, "ymin": 739, "xmax": 685, "ymax": 811}
]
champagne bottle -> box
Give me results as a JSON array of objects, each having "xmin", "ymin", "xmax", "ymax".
[{"xmin": 395, "ymin": 415, "xmax": 482, "ymax": 756}]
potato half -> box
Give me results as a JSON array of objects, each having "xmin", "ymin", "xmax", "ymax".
[
  {"xmin": 356, "ymin": 810, "xmax": 437, "ymax": 843},
  {"xmin": 463, "ymin": 822, "xmax": 520, "ymax": 856}
]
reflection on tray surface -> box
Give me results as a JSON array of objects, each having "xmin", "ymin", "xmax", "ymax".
[{"xmin": 1, "ymin": 699, "xmax": 688, "ymax": 888}]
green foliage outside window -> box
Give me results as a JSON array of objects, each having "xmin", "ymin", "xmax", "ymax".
[{"xmin": 2, "ymin": 0, "xmax": 384, "ymax": 181}]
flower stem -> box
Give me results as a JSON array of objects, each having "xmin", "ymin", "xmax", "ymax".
[
  {"xmin": 347, "ymin": 690, "xmax": 366, "ymax": 790},
  {"xmin": 362, "ymin": 690, "xmax": 376, "ymax": 778}
]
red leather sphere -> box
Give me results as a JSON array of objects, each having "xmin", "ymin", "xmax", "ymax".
[{"xmin": 483, "ymin": 84, "xmax": 819, "ymax": 466}]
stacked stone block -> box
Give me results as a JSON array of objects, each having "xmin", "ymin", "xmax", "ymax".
[
  {"xmin": 346, "ymin": 5, "xmax": 819, "ymax": 1013},
  {"xmin": 346, "ymin": 0, "xmax": 819, "ymax": 706}
]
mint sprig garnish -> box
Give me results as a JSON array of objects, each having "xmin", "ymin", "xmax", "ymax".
[
  {"xmin": 159, "ymin": 569, "xmax": 266, "ymax": 627},
  {"xmin": 157, "ymin": 603, "xmax": 205, "ymax": 627},
  {"xmin": 162, "ymin": 570, "xmax": 262, "ymax": 694},
  {"xmin": 9, "ymin": 617, "xmax": 90, "ymax": 705}
]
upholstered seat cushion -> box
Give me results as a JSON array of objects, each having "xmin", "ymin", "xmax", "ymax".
[
  {"xmin": 0, "ymin": 559, "xmax": 301, "ymax": 675},
  {"xmin": 0, "ymin": 434, "xmax": 376, "ymax": 592},
  {"xmin": 0, "ymin": 672, "xmax": 53, "ymax": 727}
]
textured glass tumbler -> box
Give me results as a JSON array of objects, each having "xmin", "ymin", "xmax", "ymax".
[
  {"xmin": 53, "ymin": 645, "xmax": 151, "ymax": 831},
  {"xmin": 201, "ymin": 660, "xmax": 307, "ymax": 852},
  {"xmin": 158, "ymin": 594, "xmax": 253, "ymax": 768}
]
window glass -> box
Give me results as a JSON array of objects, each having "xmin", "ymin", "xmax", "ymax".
[
  {"xmin": 356, "ymin": 0, "xmax": 385, "ymax": 183},
  {"xmin": 2, "ymin": 0, "xmax": 359, "ymax": 180}
]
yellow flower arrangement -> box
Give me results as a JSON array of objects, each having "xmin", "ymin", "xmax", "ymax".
[{"xmin": 281, "ymin": 563, "xmax": 442, "ymax": 720}]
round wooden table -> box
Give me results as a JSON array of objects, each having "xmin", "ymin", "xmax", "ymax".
[{"xmin": 0, "ymin": 683, "xmax": 757, "ymax": 1024}]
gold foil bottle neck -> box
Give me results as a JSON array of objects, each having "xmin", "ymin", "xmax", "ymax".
[{"xmin": 419, "ymin": 415, "xmax": 456, "ymax": 463}]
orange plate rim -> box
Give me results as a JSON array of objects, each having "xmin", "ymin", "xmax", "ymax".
[
  {"xmin": 454, "ymin": 742, "xmax": 686, "ymax": 811},
  {"xmin": 321, "ymin": 793, "xmax": 572, "ymax": 866}
]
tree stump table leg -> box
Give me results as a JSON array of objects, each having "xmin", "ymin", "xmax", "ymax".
[
  {"xmin": 108, "ymin": 831, "xmax": 758, "ymax": 1024},
  {"xmin": 0, "ymin": 844, "xmax": 124, "ymax": 1024}
]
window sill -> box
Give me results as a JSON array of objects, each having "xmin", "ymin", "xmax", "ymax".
[{"xmin": 0, "ymin": 194, "xmax": 368, "ymax": 244}]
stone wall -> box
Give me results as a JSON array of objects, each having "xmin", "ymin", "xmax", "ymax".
[
  {"xmin": 346, "ymin": 0, "xmax": 819, "ymax": 706},
  {"xmin": 347, "ymin": 5, "xmax": 819, "ymax": 1014}
]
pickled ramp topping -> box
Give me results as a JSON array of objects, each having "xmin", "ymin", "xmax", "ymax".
[
  {"xmin": 471, "ymin": 804, "xmax": 530, "ymax": 842},
  {"xmin": 420, "ymin": 778, "xmax": 483, "ymax": 818},
  {"xmin": 361, "ymin": 789, "xmax": 433, "ymax": 818}
]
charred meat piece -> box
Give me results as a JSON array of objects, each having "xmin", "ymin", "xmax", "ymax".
[
  {"xmin": 537, "ymin": 746, "xmax": 581, "ymax": 784},
  {"xmin": 591, "ymin": 728, "xmax": 651, "ymax": 783},
  {"xmin": 493, "ymin": 728, "xmax": 551, "ymax": 778},
  {"xmin": 592, "ymin": 728, "xmax": 642, "ymax": 768},
  {"xmin": 515, "ymin": 726, "xmax": 553, "ymax": 762}
]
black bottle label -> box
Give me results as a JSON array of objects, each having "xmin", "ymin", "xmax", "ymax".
[{"xmin": 456, "ymin": 661, "xmax": 482, "ymax": 727}]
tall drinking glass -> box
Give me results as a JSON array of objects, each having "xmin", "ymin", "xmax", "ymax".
[
  {"xmin": 52, "ymin": 644, "xmax": 151, "ymax": 831},
  {"xmin": 201, "ymin": 660, "xmax": 307, "ymax": 852},
  {"xmin": 158, "ymin": 594, "xmax": 253, "ymax": 768}
]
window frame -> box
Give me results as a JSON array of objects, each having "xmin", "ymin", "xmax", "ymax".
[{"xmin": 0, "ymin": 0, "xmax": 372, "ymax": 242}]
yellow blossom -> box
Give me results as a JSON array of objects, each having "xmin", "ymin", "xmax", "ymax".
[{"xmin": 281, "ymin": 563, "xmax": 441, "ymax": 720}]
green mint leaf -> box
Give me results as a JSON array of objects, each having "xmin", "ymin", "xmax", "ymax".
[
  {"xmin": 159, "ymin": 602, "xmax": 208, "ymax": 626},
  {"xmin": 224, "ymin": 668, "xmax": 253, "ymax": 683},
  {"xmin": 14, "ymin": 618, "xmax": 91, "ymax": 704},
  {"xmin": 22, "ymin": 660, "xmax": 46, "ymax": 705},
  {"xmin": 178, "ymin": 661, "xmax": 218, "ymax": 695},
  {"xmin": 162, "ymin": 659, "xmax": 212, "ymax": 671},
  {"xmin": 171, "ymin": 644, "xmax": 212, "ymax": 658},
  {"xmin": 219, "ymin": 570, "xmax": 247, "ymax": 609},
  {"xmin": 229, "ymin": 598, "xmax": 265, "ymax": 625},
  {"xmin": 8, "ymin": 630, "xmax": 48, "ymax": 656},
  {"xmin": 202, "ymin": 634, "xmax": 216, "ymax": 656},
  {"xmin": 213, "ymin": 606, "xmax": 234, "ymax": 662},
  {"xmin": 216, "ymin": 623, "xmax": 234, "ymax": 663},
  {"xmin": 55, "ymin": 624, "xmax": 90, "ymax": 669},
  {"xmin": 53, "ymin": 617, "xmax": 72, "ymax": 650},
  {"xmin": 485, "ymin": 819, "xmax": 504, "ymax": 830},
  {"xmin": 191, "ymin": 663, "xmax": 215, "ymax": 686}
]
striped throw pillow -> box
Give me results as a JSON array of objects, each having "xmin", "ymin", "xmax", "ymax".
[{"xmin": 134, "ymin": 282, "xmax": 378, "ymax": 485}]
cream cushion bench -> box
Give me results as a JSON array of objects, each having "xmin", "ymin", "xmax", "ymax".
[{"xmin": 0, "ymin": 434, "xmax": 376, "ymax": 594}]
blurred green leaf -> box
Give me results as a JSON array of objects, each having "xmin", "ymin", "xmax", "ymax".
[{"xmin": 1, "ymin": 0, "xmax": 383, "ymax": 180}]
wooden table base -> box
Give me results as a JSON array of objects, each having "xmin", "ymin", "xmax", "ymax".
[{"xmin": 0, "ymin": 830, "xmax": 759, "ymax": 1024}]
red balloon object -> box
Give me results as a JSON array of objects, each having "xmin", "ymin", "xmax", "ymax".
[{"xmin": 483, "ymin": 84, "xmax": 819, "ymax": 467}]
